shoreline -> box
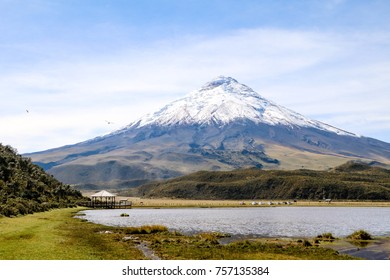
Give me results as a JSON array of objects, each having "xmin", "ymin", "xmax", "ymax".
[
  {"xmin": 102, "ymin": 196, "xmax": 390, "ymax": 208},
  {"xmin": 217, "ymin": 235, "xmax": 390, "ymax": 260},
  {"xmin": 1, "ymin": 207, "xmax": 389, "ymax": 260},
  {"xmin": 77, "ymin": 201, "xmax": 390, "ymax": 259}
]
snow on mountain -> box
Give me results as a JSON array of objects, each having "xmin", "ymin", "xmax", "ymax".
[{"xmin": 125, "ymin": 76, "xmax": 357, "ymax": 137}]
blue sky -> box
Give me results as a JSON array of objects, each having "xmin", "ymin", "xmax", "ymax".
[{"xmin": 0, "ymin": 0, "xmax": 389, "ymax": 153}]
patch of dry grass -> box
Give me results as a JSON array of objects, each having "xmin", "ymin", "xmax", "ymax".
[{"xmin": 114, "ymin": 197, "xmax": 390, "ymax": 208}]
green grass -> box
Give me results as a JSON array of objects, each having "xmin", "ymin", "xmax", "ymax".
[
  {"xmin": 0, "ymin": 207, "xmax": 144, "ymax": 260},
  {"xmin": 0, "ymin": 208, "xmax": 358, "ymax": 260}
]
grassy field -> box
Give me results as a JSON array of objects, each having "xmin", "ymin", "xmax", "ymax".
[
  {"xmin": 0, "ymin": 207, "xmax": 363, "ymax": 260},
  {"xmin": 0, "ymin": 207, "xmax": 145, "ymax": 260},
  {"xmin": 112, "ymin": 196, "xmax": 390, "ymax": 208}
]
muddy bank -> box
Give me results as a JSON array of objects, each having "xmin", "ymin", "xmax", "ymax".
[
  {"xmin": 321, "ymin": 238, "xmax": 390, "ymax": 260},
  {"xmin": 218, "ymin": 235, "xmax": 390, "ymax": 260}
]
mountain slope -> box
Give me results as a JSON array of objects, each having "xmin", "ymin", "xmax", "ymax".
[
  {"xmin": 27, "ymin": 76, "xmax": 390, "ymax": 190},
  {"xmin": 0, "ymin": 143, "xmax": 83, "ymax": 216}
]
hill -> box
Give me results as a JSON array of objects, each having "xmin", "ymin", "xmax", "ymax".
[
  {"xmin": 0, "ymin": 144, "xmax": 84, "ymax": 217},
  {"xmin": 125, "ymin": 161, "xmax": 390, "ymax": 200},
  {"xmin": 27, "ymin": 76, "xmax": 390, "ymax": 190}
]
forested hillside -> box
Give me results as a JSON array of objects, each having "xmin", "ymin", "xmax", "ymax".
[
  {"xmin": 127, "ymin": 161, "xmax": 390, "ymax": 200},
  {"xmin": 0, "ymin": 144, "xmax": 84, "ymax": 217}
]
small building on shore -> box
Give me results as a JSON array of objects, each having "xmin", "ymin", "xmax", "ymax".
[
  {"xmin": 90, "ymin": 190, "xmax": 116, "ymax": 208},
  {"xmin": 86, "ymin": 190, "xmax": 132, "ymax": 208}
]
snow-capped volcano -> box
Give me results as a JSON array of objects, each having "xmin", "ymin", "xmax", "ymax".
[
  {"xmin": 28, "ymin": 76, "xmax": 390, "ymax": 190},
  {"xmin": 129, "ymin": 76, "xmax": 356, "ymax": 137}
]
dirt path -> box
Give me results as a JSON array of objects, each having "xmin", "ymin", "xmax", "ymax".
[{"xmin": 136, "ymin": 241, "xmax": 161, "ymax": 260}]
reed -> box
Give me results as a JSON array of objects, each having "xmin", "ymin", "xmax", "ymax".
[{"xmin": 123, "ymin": 225, "xmax": 169, "ymax": 234}]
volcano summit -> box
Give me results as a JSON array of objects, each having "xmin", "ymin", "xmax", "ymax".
[
  {"xmin": 28, "ymin": 76, "xmax": 390, "ymax": 189},
  {"xmin": 127, "ymin": 76, "xmax": 356, "ymax": 135}
]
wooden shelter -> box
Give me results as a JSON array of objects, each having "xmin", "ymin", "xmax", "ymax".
[{"xmin": 90, "ymin": 190, "xmax": 116, "ymax": 208}]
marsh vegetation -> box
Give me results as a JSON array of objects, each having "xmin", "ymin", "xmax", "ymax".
[{"xmin": 0, "ymin": 207, "xmax": 374, "ymax": 260}]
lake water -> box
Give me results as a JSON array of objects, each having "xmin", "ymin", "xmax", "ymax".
[{"xmin": 77, "ymin": 207, "xmax": 390, "ymax": 238}]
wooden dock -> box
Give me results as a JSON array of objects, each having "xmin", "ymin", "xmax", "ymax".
[
  {"xmin": 79, "ymin": 200, "xmax": 132, "ymax": 209},
  {"xmin": 83, "ymin": 190, "xmax": 132, "ymax": 209}
]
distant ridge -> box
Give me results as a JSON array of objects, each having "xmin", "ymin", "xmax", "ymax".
[
  {"xmin": 27, "ymin": 76, "xmax": 390, "ymax": 190},
  {"xmin": 125, "ymin": 161, "xmax": 390, "ymax": 200}
]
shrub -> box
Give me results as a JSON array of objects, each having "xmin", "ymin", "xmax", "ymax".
[
  {"xmin": 0, "ymin": 204, "xmax": 20, "ymax": 217},
  {"xmin": 316, "ymin": 232, "xmax": 335, "ymax": 240},
  {"xmin": 347, "ymin": 230, "xmax": 373, "ymax": 241},
  {"xmin": 322, "ymin": 233, "xmax": 335, "ymax": 240},
  {"xmin": 0, "ymin": 143, "xmax": 84, "ymax": 217}
]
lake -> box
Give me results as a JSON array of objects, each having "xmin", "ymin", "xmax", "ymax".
[{"xmin": 77, "ymin": 207, "xmax": 390, "ymax": 238}]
